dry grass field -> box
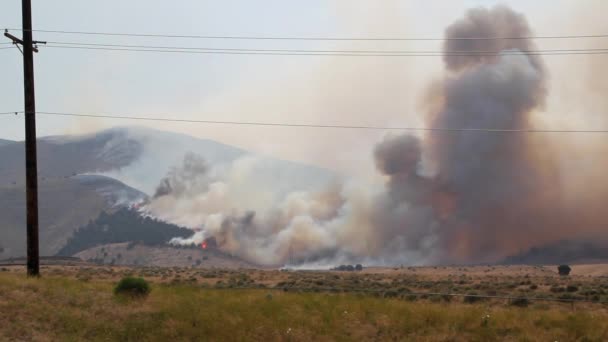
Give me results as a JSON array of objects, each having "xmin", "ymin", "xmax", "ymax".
[{"xmin": 1, "ymin": 264, "xmax": 607, "ymax": 341}]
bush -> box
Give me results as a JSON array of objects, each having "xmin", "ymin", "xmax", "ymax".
[
  {"xmin": 383, "ymin": 290, "xmax": 399, "ymax": 298},
  {"xmin": 464, "ymin": 292, "xmax": 483, "ymax": 304},
  {"xmin": 558, "ymin": 265, "xmax": 571, "ymax": 276},
  {"xmin": 114, "ymin": 277, "xmax": 150, "ymax": 298},
  {"xmin": 566, "ymin": 285, "xmax": 579, "ymax": 292},
  {"xmin": 510, "ymin": 297, "xmax": 530, "ymax": 307}
]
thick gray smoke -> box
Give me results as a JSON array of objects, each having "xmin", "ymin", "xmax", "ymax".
[
  {"xmin": 374, "ymin": 5, "xmax": 556, "ymax": 263},
  {"xmin": 145, "ymin": 6, "xmax": 605, "ymax": 266},
  {"xmin": 146, "ymin": 153, "xmax": 363, "ymax": 265},
  {"xmin": 154, "ymin": 152, "xmax": 209, "ymax": 198}
]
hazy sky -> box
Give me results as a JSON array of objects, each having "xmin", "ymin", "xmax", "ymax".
[{"xmin": 1, "ymin": 0, "xmax": 605, "ymax": 177}]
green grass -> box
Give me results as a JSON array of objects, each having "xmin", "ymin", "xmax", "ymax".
[{"xmin": 0, "ymin": 272, "xmax": 607, "ymax": 341}]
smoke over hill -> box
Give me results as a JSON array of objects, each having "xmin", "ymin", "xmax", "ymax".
[{"xmin": 142, "ymin": 6, "xmax": 608, "ymax": 266}]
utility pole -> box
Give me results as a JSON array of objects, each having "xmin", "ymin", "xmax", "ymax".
[
  {"xmin": 22, "ymin": 0, "xmax": 39, "ymax": 277},
  {"xmin": 4, "ymin": 0, "xmax": 45, "ymax": 276}
]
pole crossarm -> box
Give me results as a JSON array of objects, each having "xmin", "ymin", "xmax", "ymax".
[{"xmin": 4, "ymin": 29, "xmax": 45, "ymax": 53}]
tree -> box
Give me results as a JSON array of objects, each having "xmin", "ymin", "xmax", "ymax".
[{"xmin": 558, "ymin": 264, "xmax": 571, "ymax": 276}]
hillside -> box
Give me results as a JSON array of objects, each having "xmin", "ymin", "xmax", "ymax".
[
  {"xmin": 58, "ymin": 208, "xmax": 192, "ymax": 256},
  {"xmin": 0, "ymin": 127, "xmax": 333, "ymax": 195},
  {"xmin": 0, "ymin": 175, "xmax": 146, "ymax": 258},
  {"xmin": 0, "ymin": 126, "xmax": 334, "ymax": 261},
  {"xmin": 0, "ymin": 139, "xmax": 13, "ymax": 147},
  {"xmin": 74, "ymin": 243, "xmax": 257, "ymax": 268},
  {"xmin": 502, "ymin": 240, "xmax": 608, "ymax": 265},
  {"xmin": 94, "ymin": 126, "xmax": 335, "ymax": 195},
  {"xmin": 0, "ymin": 129, "xmax": 143, "ymax": 184},
  {"xmin": 60, "ymin": 208, "xmax": 257, "ymax": 268}
]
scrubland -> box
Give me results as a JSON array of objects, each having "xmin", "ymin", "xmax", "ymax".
[{"xmin": 1, "ymin": 265, "xmax": 607, "ymax": 341}]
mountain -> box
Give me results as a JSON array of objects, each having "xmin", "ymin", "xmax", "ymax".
[
  {"xmin": 57, "ymin": 208, "xmax": 192, "ymax": 256},
  {"xmin": 0, "ymin": 139, "xmax": 14, "ymax": 147},
  {"xmin": 0, "ymin": 128, "xmax": 143, "ymax": 185},
  {"xmin": 74, "ymin": 242, "xmax": 258, "ymax": 269},
  {"xmin": 0, "ymin": 127, "xmax": 334, "ymax": 195},
  {"xmin": 95, "ymin": 127, "xmax": 335, "ymax": 195},
  {"xmin": 0, "ymin": 126, "xmax": 335, "ymax": 261},
  {"xmin": 0, "ymin": 175, "xmax": 146, "ymax": 258},
  {"xmin": 502, "ymin": 239, "xmax": 608, "ymax": 265}
]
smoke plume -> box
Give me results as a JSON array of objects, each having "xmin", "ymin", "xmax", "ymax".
[{"xmin": 144, "ymin": 5, "xmax": 608, "ymax": 266}]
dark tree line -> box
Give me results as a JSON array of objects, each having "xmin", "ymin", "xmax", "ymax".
[{"xmin": 57, "ymin": 208, "xmax": 192, "ymax": 256}]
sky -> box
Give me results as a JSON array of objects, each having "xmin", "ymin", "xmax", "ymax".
[{"xmin": 1, "ymin": 0, "xmax": 606, "ymax": 178}]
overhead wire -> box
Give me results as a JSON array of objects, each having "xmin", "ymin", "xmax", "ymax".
[
  {"xmin": 41, "ymin": 41, "xmax": 608, "ymax": 56},
  {"xmin": 42, "ymin": 44, "xmax": 608, "ymax": 57},
  {"xmin": 12, "ymin": 111, "xmax": 608, "ymax": 133},
  {"xmin": 6, "ymin": 28, "xmax": 608, "ymax": 41}
]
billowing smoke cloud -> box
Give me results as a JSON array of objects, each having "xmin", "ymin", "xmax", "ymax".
[
  {"xmin": 154, "ymin": 152, "xmax": 209, "ymax": 198},
  {"xmin": 144, "ymin": 5, "xmax": 608, "ymax": 266},
  {"xmin": 369, "ymin": 5, "xmax": 563, "ymax": 264},
  {"xmin": 422, "ymin": 5, "xmax": 553, "ymax": 262},
  {"xmin": 146, "ymin": 153, "xmax": 360, "ymax": 265}
]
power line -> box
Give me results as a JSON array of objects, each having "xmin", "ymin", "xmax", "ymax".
[
  {"xmin": 43, "ymin": 45, "xmax": 608, "ymax": 57},
  {"xmin": 42, "ymin": 41, "xmax": 608, "ymax": 56},
  {"xmin": 7, "ymin": 28, "xmax": 608, "ymax": 41},
  {"xmin": 26, "ymin": 111, "xmax": 608, "ymax": 133},
  {"xmin": 0, "ymin": 111, "xmax": 22, "ymax": 115}
]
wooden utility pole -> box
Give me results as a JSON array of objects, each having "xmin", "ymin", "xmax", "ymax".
[
  {"xmin": 4, "ymin": 0, "xmax": 42, "ymax": 276},
  {"xmin": 22, "ymin": 0, "xmax": 40, "ymax": 277}
]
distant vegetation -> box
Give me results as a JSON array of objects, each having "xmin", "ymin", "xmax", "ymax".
[
  {"xmin": 558, "ymin": 265, "xmax": 572, "ymax": 276},
  {"xmin": 502, "ymin": 240, "xmax": 608, "ymax": 265},
  {"xmin": 114, "ymin": 277, "xmax": 151, "ymax": 298},
  {"xmin": 57, "ymin": 208, "xmax": 192, "ymax": 256},
  {"xmin": 331, "ymin": 264, "xmax": 363, "ymax": 271}
]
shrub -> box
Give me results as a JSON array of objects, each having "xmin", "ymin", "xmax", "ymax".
[
  {"xmin": 558, "ymin": 265, "xmax": 571, "ymax": 276},
  {"xmin": 510, "ymin": 297, "xmax": 530, "ymax": 307},
  {"xmin": 114, "ymin": 277, "xmax": 150, "ymax": 298},
  {"xmin": 383, "ymin": 290, "xmax": 399, "ymax": 298},
  {"xmin": 566, "ymin": 285, "xmax": 579, "ymax": 292},
  {"xmin": 405, "ymin": 294, "xmax": 418, "ymax": 302},
  {"xmin": 464, "ymin": 292, "xmax": 483, "ymax": 304}
]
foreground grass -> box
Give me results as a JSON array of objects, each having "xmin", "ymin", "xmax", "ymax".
[{"xmin": 1, "ymin": 273, "xmax": 607, "ymax": 341}]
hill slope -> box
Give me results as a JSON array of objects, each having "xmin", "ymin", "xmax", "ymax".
[
  {"xmin": 0, "ymin": 127, "xmax": 335, "ymax": 194},
  {"xmin": 74, "ymin": 243, "xmax": 257, "ymax": 268},
  {"xmin": 502, "ymin": 240, "xmax": 608, "ymax": 265},
  {"xmin": 0, "ymin": 175, "xmax": 146, "ymax": 258},
  {"xmin": 0, "ymin": 129, "xmax": 142, "ymax": 185},
  {"xmin": 58, "ymin": 208, "xmax": 191, "ymax": 256},
  {"xmin": 0, "ymin": 139, "xmax": 13, "ymax": 147},
  {"xmin": 0, "ymin": 126, "xmax": 335, "ymax": 260}
]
